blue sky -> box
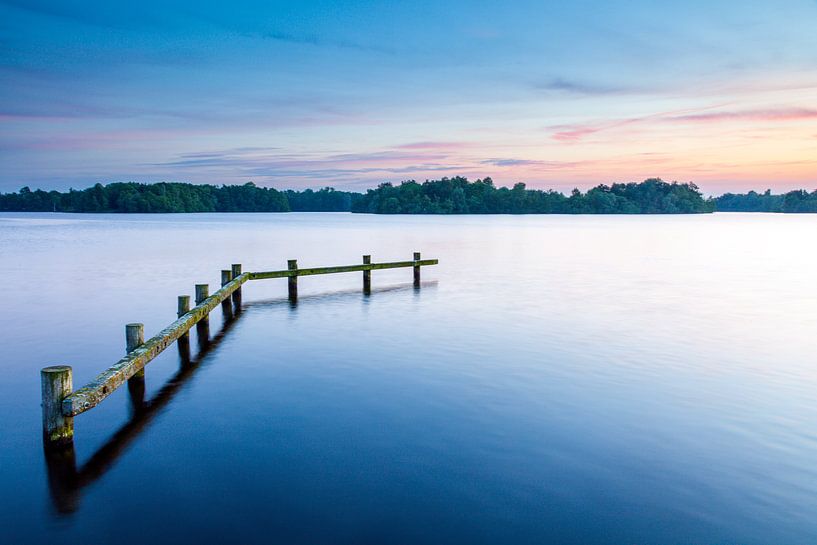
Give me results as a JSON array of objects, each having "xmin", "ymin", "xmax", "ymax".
[{"xmin": 1, "ymin": 0, "xmax": 816, "ymax": 193}]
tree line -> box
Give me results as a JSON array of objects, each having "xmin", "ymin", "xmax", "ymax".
[
  {"xmin": 0, "ymin": 182, "xmax": 357, "ymax": 213},
  {"xmin": 1, "ymin": 178, "xmax": 814, "ymax": 214},
  {"xmin": 714, "ymin": 189, "xmax": 817, "ymax": 213},
  {"xmin": 351, "ymin": 177, "xmax": 715, "ymax": 214}
]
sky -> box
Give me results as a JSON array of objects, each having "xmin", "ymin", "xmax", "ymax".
[{"xmin": 1, "ymin": 0, "xmax": 816, "ymax": 195}]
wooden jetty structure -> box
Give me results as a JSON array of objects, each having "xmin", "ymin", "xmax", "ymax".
[{"xmin": 41, "ymin": 253, "xmax": 438, "ymax": 447}]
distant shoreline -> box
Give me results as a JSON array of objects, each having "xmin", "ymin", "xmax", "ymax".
[{"xmin": 1, "ymin": 178, "xmax": 815, "ymax": 214}]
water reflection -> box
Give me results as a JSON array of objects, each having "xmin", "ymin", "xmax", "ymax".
[
  {"xmin": 42, "ymin": 283, "xmax": 435, "ymax": 516},
  {"xmin": 43, "ymin": 307, "xmax": 242, "ymax": 515}
]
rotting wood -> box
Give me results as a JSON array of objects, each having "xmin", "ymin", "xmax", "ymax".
[
  {"xmin": 63, "ymin": 273, "xmax": 250, "ymax": 416},
  {"xmin": 250, "ymin": 259, "xmax": 438, "ymax": 280},
  {"xmin": 55, "ymin": 256, "xmax": 437, "ymax": 422},
  {"xmin": 42, "ymin": 366, "xmax": 74, "ymax": 445}
]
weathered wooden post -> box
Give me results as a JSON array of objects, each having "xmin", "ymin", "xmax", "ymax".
[
  {"xmin": 195, "ymin": 283, "xmax": 210, "ymax": 345},
  {"xmin": 126, "ymin": 323, "xmax": 145, "ymax": 410},
  {"xmin": 41, "ymin": 366, "xmax": 74, "ymax": 446},
  {"xmin": 231, "ymin": 263, "xmax": 242, "ymax": 312},
  {"xmin": 177, "ymin": 295, "xmax": 191, "ymax": 361},
  {"xmin": 178, "ymin": 295, "xmax": 190, "ymax": 318},
  {"xmin": 126, "ymin": 323, "xmax": 144, "ymax": 354},
  {"xmin": 413, "ymin": 251, "xmax": 421, "ymax": 288},
  {"xmin": 288, "ymin": 259, "xmax": 298, "ymax": 302},
  {"xmin": 221, "ymin": 269, "xmax": 233, "ymax": 319},
  {"xmin": 363, "ymin": 255, "xmax": 371, "ymax": 294}
]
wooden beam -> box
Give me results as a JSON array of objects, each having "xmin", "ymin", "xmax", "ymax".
[
  {"xmin": 63, "ymin": 273, "xmax": 250, "ymax": 416},
  {"xmin": 250, "ymin": 259, "xmax": 439, "ymax": 280}
]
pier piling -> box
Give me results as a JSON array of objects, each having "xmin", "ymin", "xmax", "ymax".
[
  {"xmin": 363, "ymin": 255, "xmax": 371, "ymax": 294},
  {"xmin": 288, "ymin": 260, "xmax": 298, "ymax": 302},
  {"xmin": 125, "ymin": 323, "xmax": 146, "ymax": 409},
  {"xmin": 177, "ymin": 295, "xmax": 191, "ymax": 360},
  {"xmin": 195, "ymin": 284, "xmax": 210, "ymax": 344},
  {"xmin": 231, "ymin": 264, "xmax": 242, "ymax": 311},
  {"xmin": 126, "ymin": 323, "xmax": 145, "ymax": 353},
  {"xmin": 42, "ymin": 253, "xmax": 437, "ymax": 444},
  {"xmin": 221, "ymin": 270, "xmax": 234, "ymax": 318},
  {"xmin": 41, "ymin": 366, "xmax": 73, "ymax": 446}
]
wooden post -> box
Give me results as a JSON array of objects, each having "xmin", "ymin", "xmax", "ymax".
[
  {"xmin": 231, "ymin": 263, "xmax": 242, "ymax": 312},
  {"xmin": 178, "ymin": 295, "xmax": 190, "ymax": 318},
  {"xmin": 221, "ymin": 269, "xmax": 233, "ymax": 318},
  {"xmin": 195, "ymin": 284, "xmax": 210, "ymax": 345},
  {"xmin": 126, "ymin": 323, "xmax": 144, "ymax": 353},
  {"xmin": 363, "ymin": 255, "xmax": 371, "ymax": 294},
  {"xmin": 413, "ymin": 251, "xmax": 421, "ymax": 288},
  {"xmin": 41, "ymin": 366, "xmax": 73, "ymax": 446},
  {"xmin": 126, "ymin": 323, "xmax": 145, "ymax": 410},
  {"xmin": 177, "ymin": 295, "xmax": 191, "ymax": 361},
  {"xmin": 287, "ymin": 259, "xmax": 298, "ymax": 302}
]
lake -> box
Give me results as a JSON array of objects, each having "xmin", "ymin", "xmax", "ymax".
[{"xmin": 2, "ymin": 212, "xmax": 817, "ymax": 544}]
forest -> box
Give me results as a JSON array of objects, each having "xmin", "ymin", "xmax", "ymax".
[
  {"xmin": 0, "ymin": 182, "xmax": 356, "ymax": 213},
  {"xmin": 2, "ymin": 178, "xmax": 814, "ymax": 214},
  {"xmin": 714, "ymin": 189, "xmax": 817, "ymax": 213},
  {"xmin": 351, "ymin": 177, "xmax": 714, "ymax": 214}
]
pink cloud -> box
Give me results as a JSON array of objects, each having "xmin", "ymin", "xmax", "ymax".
[
  {"xmin": 548, "ymin": 105, "xmax": 816, "ymax": 142},
  {"xmin": 393, "ymin": 141, "xmax": 471, "ymax": 151},
  {"xmin": 551, "ymin": 126, "xmax": 603, "ymax": 141}
]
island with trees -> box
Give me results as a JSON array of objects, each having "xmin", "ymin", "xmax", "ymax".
[{"xmin": 1, "ymin": 177, "xmax": 814, "ymax": 214}]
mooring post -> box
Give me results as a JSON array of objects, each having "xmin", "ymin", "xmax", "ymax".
[
  {"xmin": 288, "ymin": 259, "xmax": 298, "ymax": 302},
  {"xmin": 221, "ymin": 269, "xmax": 233, "ymax": 318},
  {"xmin": 126, "ymin": 323, "xmax": 146, "ymax": 410},
  {"xmin": 41, "ymin": 366, "xmax": 74, "ymax": 446},
  {"xmin": 362, "ymin": 255, "xmax": 371, "ymax": 294},
  {"xmin": 195, "ymin": 283, "xmax": 210, "ymax": 344},
  {"xmin": 177, "ymin": 295, "xmax": 191, "ymax": 360},
  {"xmin": 413, "ymin": 251, "xmax": 421, "ymax": 288},
  {"xmin": 231, "ymin": 263, "xmax": 242, "ymax": 312}
]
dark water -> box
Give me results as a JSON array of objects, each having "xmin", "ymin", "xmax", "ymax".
[{"xmin": 2, "ymin": 212, "xmax": 817, "ymax": 544}]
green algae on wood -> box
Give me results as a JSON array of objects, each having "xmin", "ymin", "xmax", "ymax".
[
  {"xmin": 55, "ymin": 255, "xmax": 438, "ymax": 422},
  {"xmin": 41, "ymin": 366, "xmax": 74, "ymax": 445},
  {"xmin": 250, "ymin": 258, "xmax": 439, "ymax": 280},
  {"xmin": 63, "ymin": 273, "xmax": 250, "ymax": 416}
]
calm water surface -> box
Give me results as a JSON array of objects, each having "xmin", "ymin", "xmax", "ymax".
[{"xmin": 2, "ymin": 212, "xmax": 817, "ymax": 544}]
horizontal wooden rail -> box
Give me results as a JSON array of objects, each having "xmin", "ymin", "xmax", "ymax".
[
  {"xmin": 41, "ymin": 253, "xmax": 438, "ymax": 447},
  {"xmin": 62, "ymin": 272, "xmax": 250, "ymax": 416},
  {"xmin": 249, "ymin": 259, "xmax": 439, "ymax": 280}
]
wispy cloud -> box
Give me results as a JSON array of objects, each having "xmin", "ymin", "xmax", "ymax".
[
  {"xmin": 533, "ymin": 78, "xmax": 636, "ymax": 96},
  {"xmin": 668, "ymin": 107, "xmax": 817, "ymax": 123},
  {"xmin": 394, "ymin": 141, "xmax": 471, "ymax": 151},
  {"xmin": 481, "ymin": 158, "xmax": 538, "ymax": 167},
  {"xmin": 258, "ymin": 30, "xmax": 397, "ymax": 55},
  {"xmin": 548, "ymin": 105, "xmax": 816, "ymax": 142}
]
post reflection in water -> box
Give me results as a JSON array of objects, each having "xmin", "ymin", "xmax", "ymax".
[
  {"xmin": 40, "ymin": 283, "xmax": 433, "ymax": 517},
  {"xmin": 42, "ymin": 305, "xmax": 243, "ymax": 515}
]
